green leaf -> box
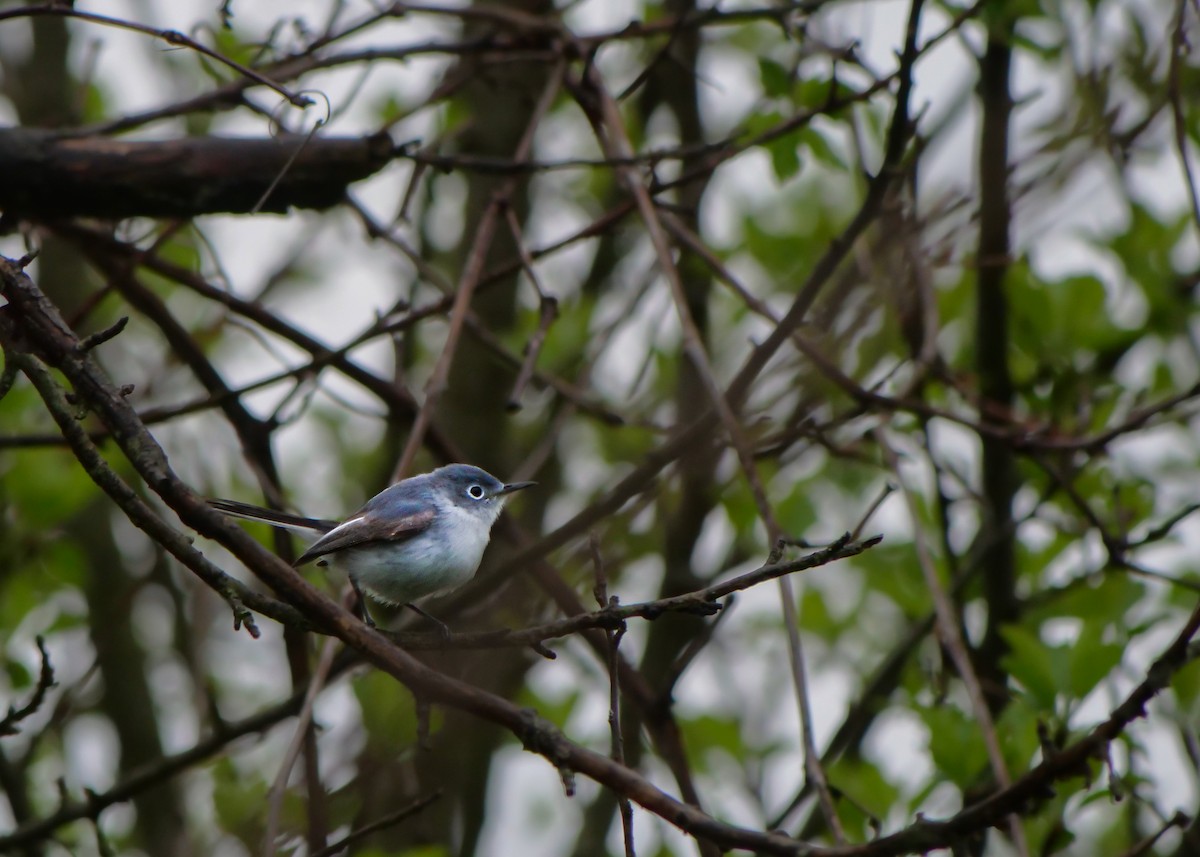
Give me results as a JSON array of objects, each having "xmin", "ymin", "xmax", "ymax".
[
  {"xmin": 681, "ymin": 713, "xmax": 748, "ymax": 772},
  {"xmin": 775, "ymin": 482, "xmax": 816, "ymax": 537},
  {"xmin": 721, "ymin": 479, "xmax": 761, "ymax": 539},
  {"xmin": 798, "ymin": 586, "xmax": 839, "ymax": 637},
  {"xmin": 1171, "ymin": 656, "xmax": 1200, "ymax": 717},
  {"xmin": 995, "ymin": 695, "xmax": 1043, "ymax": 773},
  {"xmin": 744, "ymin": 110, "xmax": 801, "ymax": 182},
  {"xmin": 858, "ymin": 544, "xmax": 929, "ymax": 618},
  {"xmin": 5, "ymin": 450, "xmax": 97, "ymax": 528},
  {"xmin": 354, "ymin": 669, "xmax": 425, "ymax": 751},
  {"xmin": 758, "ymin": 57, "xmax": 792, "ymax": 98},
  {"xmin": 794, "ymin": 76, "xmax": 860, "ymax": 111},
  {"xmin": 512, "ymin": 686, "xmax": 579, "ymax": 730},
  {"xmin": 768, "ymin": 138, "xmax": 801, "ymax": 182},
  {"xmin": 1065, "ymin": 623, "xmax": 1124, "ymax": 700},
  {"xmin": 1001, "ymin": 625, "xmax": 1066, "ymax": 709},
  {"xmin": 1006, "ymin": 262, "xmax": 1133, "ymax": 376},
  {"xmin": 1030, "ymin": 573, "xmax": 1143, "ymax": 624},
  {"xmin": 920, "ymin": 704, "xmax": 988, "ymax": 787},
  {"xmin": 211, "ymin": 756, "xmax": 268, "ymax": 840},
  {"xmin": 827, "ymin": 757, "xmax": 899, "ymax": 824},
  {"xmin": 4, "ymin": 658, "xmax": 33, "ymax": 690},
  {"xmin": 798, "ymin": 127, "xmax": 847, "ymax": 170}
]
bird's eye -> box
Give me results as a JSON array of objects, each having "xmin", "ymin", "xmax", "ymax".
[{"xmin": 467, "ymin": 484, "xmax": 485, "ymax": 500}]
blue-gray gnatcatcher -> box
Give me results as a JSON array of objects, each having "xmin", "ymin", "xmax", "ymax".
[{"xmin": 210, "ymin": 464, "xmax": 534, "ymax": 631}]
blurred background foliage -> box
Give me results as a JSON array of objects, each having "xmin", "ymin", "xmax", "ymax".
[{"xmin": 1, "ymin": 0, "xmax": 1200, "ymax": 856}]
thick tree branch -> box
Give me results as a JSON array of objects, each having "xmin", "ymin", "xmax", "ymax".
[
  {"xmin": 974, "ymin": 17, "xmax": 1020, "ymax": 715},
  {"xmin": 0, "ymin": 129, "xmax": 393, "ymax": 218}
]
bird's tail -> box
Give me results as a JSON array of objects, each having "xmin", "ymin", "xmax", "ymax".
[{"xmin": 208, "ymin": 499, "xmax": 338, "ymax": 533}]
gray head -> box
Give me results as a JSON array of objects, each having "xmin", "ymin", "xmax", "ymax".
[{"xmin": 429, "ymin": 464, "xmax": 535, "ymax": 519}]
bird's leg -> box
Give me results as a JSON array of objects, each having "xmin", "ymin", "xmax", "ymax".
[
  {"xmin": 406, "ymin": 603, "xmax": 450, "ymax": 638},
  {"xmin": 349, "ymin": 578, "xmax": 376, "ymax": 628}
]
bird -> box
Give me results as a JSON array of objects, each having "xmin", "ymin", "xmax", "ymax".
[{"xmin": 210, "ymin": 463, "xmax": 534, "ymax": 632}]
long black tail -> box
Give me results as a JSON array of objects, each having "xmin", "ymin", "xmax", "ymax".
[{"xmin": 208, "ymin": 498, "xmax": 338, "ymax": 533}]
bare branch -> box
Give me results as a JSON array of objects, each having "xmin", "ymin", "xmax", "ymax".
[{"xmin": 0, "ymin": 637, "xmax": 56, "ymax": 738}]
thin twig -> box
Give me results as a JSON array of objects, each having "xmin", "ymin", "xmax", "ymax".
[
  {"xmin": 776, "ymin": 548, "xmax": 845, "ymax": 844},
  {"xmin": 1114, "ymin": 811, "xmax": 1189, "ymax": 857},
  {"xmin": 0, "ymin": 637, "xmax": 56, "ymax": 737},
  {"xmin": 78, "ymin": 316, "xmax": 129, "ymax": 352},
  {"xmin": 504, "ymin": 203, "xmax": 559, "ymax": 410},
  {"xmin": 263, "ymin": 637, "xmax": 340, "ymax": 857},
  {"xmin": 1168, "ymin": 0, "xmax": 1200, "ymax": 235},
  {"xmin": 663, "ymin": 595, "xmax": 736, "ymax": 694},
  {"xmin": 592, "ymin": 537, "xmax": 636, "ymax": 857},
  {"xmin": 384, "ymin": 535, "xmax": 880, "ymax": 650},
  {"xmin": 309, "ymin": 793, "xmax": 442, "ymax": 857},
  {"xmin": 876, "ymin": 428, "xmax": 1028, "ymax": 855},
  {"xmin": 251, "ymin": 118, "xmax": 328, "ymax": 215}
]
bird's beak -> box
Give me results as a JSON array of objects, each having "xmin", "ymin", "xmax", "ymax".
[{"xmin": 497, "ymin": 480, "xmax": 536, "ymax": 496}]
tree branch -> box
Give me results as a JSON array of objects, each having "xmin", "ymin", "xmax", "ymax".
[{"xmin": 0, "ymin": 129, "xmax": 392, "ymax": 218}]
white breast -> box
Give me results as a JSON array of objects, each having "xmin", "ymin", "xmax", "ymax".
[{"xmin": 334, "ymin": 501, "xmax": 497, "ymax": 606}]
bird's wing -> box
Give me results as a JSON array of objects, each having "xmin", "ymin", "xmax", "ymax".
[
  {"xmin": 209, "ymin": 499, "xmax": 339, "ymax": 533},
  {"xmin": 294, "ymin": 503, "xmax": 436, "ymax": 567}
]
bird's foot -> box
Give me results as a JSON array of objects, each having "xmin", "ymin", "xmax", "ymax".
[
  {"xmin": 349, "ymin": 580, "xmax": 377, "ymax": 628},
  {"xmin": 406, "ymin": 603, "xmax": 451, "ymax": 639}
]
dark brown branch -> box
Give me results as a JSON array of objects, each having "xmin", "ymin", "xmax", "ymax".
[
  {"xmin": 503, "ymin": 202, "xmax": 559, "ymax": 410},
  {"xmin": 0, "ymin": 637, "xmax": 55, "ymax": 737},
  {"xmin": 0, "ymin": 129, "xmax": 392, "ymax": 218},
  {"xmin": 592, "ymin": 541, "xmax": 637, "ymax": 856},
  {"xmin": 309, "ymin": 793, "xmax": 442, "ymax": 857},
  {"xmin": 973, "ymin": 17, "xmax": 1020, "ymax": 719},
  {"xmin": 390, "ymin": 536, "xmax": 878, "ymax": 649}
]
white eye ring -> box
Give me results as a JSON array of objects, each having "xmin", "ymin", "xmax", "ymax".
[{"xmin": 467, "ymin": 484, "xmax": 485, "ymax": 500}]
